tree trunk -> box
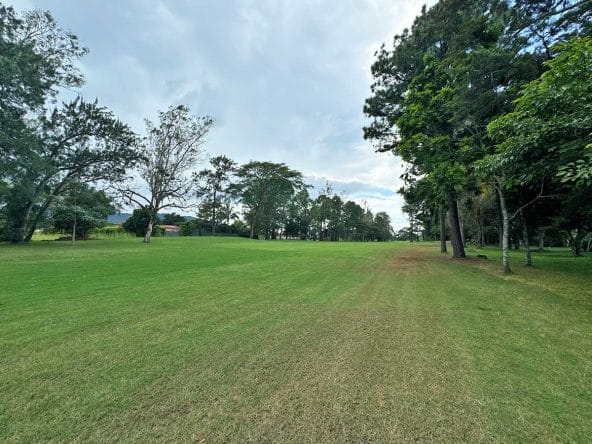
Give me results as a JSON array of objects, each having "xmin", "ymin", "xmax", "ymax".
[
  {"xmin": 520, "ymin": 209, "xmax": 532, "ymax": 266},
  {"xmin": 538, "ymin": 229, "xmax": 545, "ymax": 251},
  {"xmin": 587, "ymin": 235, "xmax": 592, "ymax": 252},
  {"xmin": 495, "ymin": 178, "xmax": 511, "ymax": 273},
  {"xmin": 475, "ymin": 206, "xmax": 484, "ymax": 249},
  {"xmin": 212, "ymin": 189, "xmax": 217, "ymax": 235},
  {"xmin": 23, "ymin": 181, "xmax": 69, "ymax": 242},
  {"xmin": 16, "ymin": 201, "xmax": 36, "ymax": 242},
  {"xmin": 72, "ymin": 218, "xmax": 77, "ymax": 245},
  {"xmin": 568, "ymin": 229, "xmax": 585, "ymax": 256},
  {"xmin": 459, "ymin": 219, "xmax": 466, "ymax": 246},
  {"xmin": 143, "ymin": 217, "xmax": 154, "ymax": 243},
  {"xmin": 249, "ymin": 211, "xmax": 257, "ymax": 239},
  {"xmin": 497, "ymin": 202, "xmax": 503, "ymax": 248},
  {"xmin": 439, "ymin": 207, "xmax": 447, "ymax": 254},
  {"xmin": 447, "ymin": 194, "xmax": 466, "ymax": 258}
]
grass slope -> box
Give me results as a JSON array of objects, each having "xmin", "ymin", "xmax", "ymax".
[{"xmin": 1, "ymin": 238, "xmax": 590, "ymax": 441}]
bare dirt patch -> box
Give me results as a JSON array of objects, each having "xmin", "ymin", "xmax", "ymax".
[
  {"xmin": 391, "ymin": 247, "xmax": 434, "ymax": 271},
  {"xmin": 390, "ymin": 245, "xmax": 489, "ymax": 273}
]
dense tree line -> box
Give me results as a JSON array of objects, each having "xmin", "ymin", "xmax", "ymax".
[
  {"xmin": 184, "ymin": 167, "xmax": 394, "ymax": 241},
  {"xmin": 0, "ymin": 5, "xmax": 392, "ymax": 243},
  {"xmin": 364, "ymin": 0, "xmax": 592, "ymax": 271}
]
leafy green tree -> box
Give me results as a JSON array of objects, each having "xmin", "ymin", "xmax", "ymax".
[
  {"xmin": 372, "ymin": 212, "xmax": 394, "ymax": 241},
  {"xmin": 0, "ymin": 6, "xmax": 86, "ymax": 177},
  {"xmin": 161, "ymin": 212, "xmax": 187, "ymax": 225},
  {"xmin": 121, "ymin": 105, "xmax": 213, "ymax": 243},
  {"xmin": 0, "ymin": 7, "xmax": 138, "ymax": 242},
  {"xmin": 341, "ymin": 200, "xmax": 367, "ymax": 241},
  {"xmin": 487, "ymin": 36, "xmax": 592, "ymax": 258},
  {"xmin": 284, "ymin": 189, "xmax": 312, "ymax": 239},
  {"xmin": 230, "ymin": 162, "xmax": 306, "ymax": 239},
  {"xmin": 490, "ymin": 37, "xmax": 592, "ymax": 187},
  {"xmin": 193, "ymin": 155, "xmax": 237, "ymax": 235},
  {"xmin": 122, "ymin": 208, "xmax": 151, "ymax": 237},
  {"xmin": 1, "ymin": 98, "xmax": 138, "ymax": 242},
  {"xmin": 364, "ymin": 0, "xmax": 583, "ymax": 268},
  {"xmin": 311, "ymin": 190, "xmax": 346, "ymax": 241},
  {"xmin": 364, "ymin": 1, "xmax": 512, "ymax": 257},
  {"xmin": 52, "ymin": 183, "xmax": 116, "ymax": 242}
]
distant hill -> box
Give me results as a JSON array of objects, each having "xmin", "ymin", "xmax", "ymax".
[{"xmin": 107, "ymin": 213, "xmax": 131, "ymax": 224}]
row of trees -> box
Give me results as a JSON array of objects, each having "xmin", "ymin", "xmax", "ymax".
[
  {"xmin": 123, "ymin": 156, "xmax": 394, "ymax": 242},
  {"xmin": 190, "ymin": 168, "xmax": 393, "ymax": 241},
  {"xmin": 0, "ymin": 6, "xmax": 393, "ymax": 244},
  {"xmin": 364, "ymin": 0, "xmax": 592, "ymax": 271}
]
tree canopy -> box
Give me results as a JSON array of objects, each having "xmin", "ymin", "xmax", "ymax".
[{"xmin": 365, "ymin": 0, "xmax": 592, "ymax": 270}]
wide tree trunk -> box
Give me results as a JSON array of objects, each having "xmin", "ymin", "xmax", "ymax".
[
  {"xmin": 143, "ymin": 217, "xmax": 154, "ymax": 243},
  {"xmin": 439, "ymin": 207, "xmax": 447, "ymax": 254},
  {"xmin": 447, "ymin": 194, "xmax": 466, "ymax": 258},
  {"xmin": 249, "ymin": 213, "xmax": 256, "ymax": 239},
  {"xmin": 495, "ymin": 179, "xmax": 511, "ymax": 273},
  {"xmin": 15, "ymin": 201, "xmax": 36, "ymax": 243},
  {"xmin": 568, "ymin": 229, "xmax": 585, "ymax": 256},
  {"xmin": 520, "ymin": 209, "xmax": 532, "ymax": 266},
  {"xmin": 23, "ymin": 183, "xmax": 68, "ymax": 242}
]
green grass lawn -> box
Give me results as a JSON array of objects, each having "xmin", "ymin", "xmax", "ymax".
[{"xmin": 1, "ymin": 237, "xmax": 590, "ymax": 441}]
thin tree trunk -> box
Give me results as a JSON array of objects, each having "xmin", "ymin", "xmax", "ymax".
[
  {"xmin": 520, "ymin": 209, "xmax": 532, "ymax": 266},
  {"xmin": 460, "ymin": 219, "xmax": 466, "ymax": 246},
  {"xmin": 439, "ymin": 207, "xmax": 447, "ymax": 254},
  {"xmin": 587, "ymin": 235, "xmax": 592, "ymax": 252},
  {"xmin": 143, "ymin": 217, "xmax": 154, "ymax": 243},
  {"xmin": 72, "ymin": 218, "xmax": 77, "ymax": 245},
  {"xmin": 475, "ymin": 206, "xmax": 484, "ymax": 249},
  {"xmin": 495, "ymin": 178, "xmax": 511, "ymax": 273},
  {"xmin": 447, "ymin": 194, "xmax": 466, "ymax": 258},
  {"xmin": 538, "ymin": 229, "xmax": 545, "ymax": 251},
  {"xmin": 212, "ymin": 190, "xmax": 217, "ymax": 235},
  {"xmin": 497, "ymin": 202, "xmax": 503, "ymax": 248}
]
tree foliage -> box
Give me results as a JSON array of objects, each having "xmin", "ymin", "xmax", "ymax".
[
  {"xmin": 120, "ymin": 105, "xmax": 213, "ymax": 243},
  {"xmin": 230, "ymin": 161, "xmax": 306, "ymax": 239},
  {"xmin": 193, "ymin": 155, "xmax": 237, "ymax": 235},
  {"xmin": 0, "ymin": 6, "xmax": 138, "ymax": 242},
  {"xmin": 52, "ymin": 183, "xmax": 116, "ymax": 241},
  {"xmin": 365, "ymin": 0, "xmax": 592, "ymax": 268}
]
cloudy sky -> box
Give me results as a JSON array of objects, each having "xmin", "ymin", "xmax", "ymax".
[{"xmin": 11, "ymin": 0, "xmax": 435, "ymax": 228}]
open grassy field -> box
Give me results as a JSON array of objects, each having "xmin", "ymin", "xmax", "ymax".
[{"xmin": 1, "ymin": 237, "xmax": 591, "ymax": 441}]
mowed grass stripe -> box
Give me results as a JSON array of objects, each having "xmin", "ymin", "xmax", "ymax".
[{"xmin": 1, "ymin": 238, "xmax": 590, "ymax": 441}]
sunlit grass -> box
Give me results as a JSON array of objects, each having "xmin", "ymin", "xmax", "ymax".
[{"xmin": 1, "ymin": 238, "xmax": 590, "ymax": 441}]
